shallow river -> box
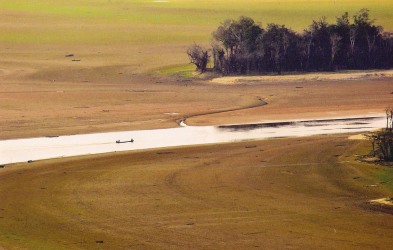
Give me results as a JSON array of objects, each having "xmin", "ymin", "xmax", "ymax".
[{"xmin": 0, "ymin": 115, "xmax": 386, "ymax": 165}]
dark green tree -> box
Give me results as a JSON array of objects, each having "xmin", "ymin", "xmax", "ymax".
[{"xmin": 190, "ymin": 10, "xmax": 393, "ymax": 75}]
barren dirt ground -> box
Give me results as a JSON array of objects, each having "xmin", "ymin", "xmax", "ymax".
[
  {"xmin": 1, "ymin": 30, "xmax": 393, "ymax": 250},
  {"xmin": 1, "ymin": 57, "xmax": 393, "ymax": 139},
  {"xmin": 0, "ymin": 136, "xmax": 392, "ymax": 249}
]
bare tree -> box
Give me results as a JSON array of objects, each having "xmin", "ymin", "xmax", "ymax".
[
  {"xmin": 330, "ymin": 33, "xmax": 342, "ymax": 69},
  {"xmin": 366, "ymin": 132, "xmax": 378, "ymax": 156},
  {"xmin": 349, "ymin": 26, "xmax": 357, "ymax": 55},
  {"xmin": 367, "ymin": 110, "xmax": 393, "ymax": 161},
  {"xmin": 186, "ymin": 43, "xmax": 210, "ymax": 73},
  {"xmin": 384, "ymin": 107, "xmax": 393, "ymax": 131},
  {"xmin": 273, "ymin": 43, "xmax": 282, "ymax": 74},
  {"xmin": 366, "ymin": 32, "xmax": 377, "ymax": 54},
  {"xmin": 382, "ymin": 32, "xmax": 393, "ymax": 56},
  {"xmin": 302, "ymin": 30, "xmax": 313, "ymax": 70}
]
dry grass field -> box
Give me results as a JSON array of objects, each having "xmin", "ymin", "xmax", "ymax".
[
  {"xmin": 0, "ymin": 136, "xmax": 392, "ymax": 249},
  {"xmin": 1, "ymin": 1, "xmax": 393, "ymax": 249}
]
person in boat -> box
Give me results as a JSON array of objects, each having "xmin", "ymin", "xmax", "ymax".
[{"xmin": 116, "ymin": 139, "xmax": 134, "ymax": 143}]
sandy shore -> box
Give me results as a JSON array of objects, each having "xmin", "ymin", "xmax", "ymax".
[{"xmin": 210, "ymin": 70, "xmax": 393, "ymax": 84}]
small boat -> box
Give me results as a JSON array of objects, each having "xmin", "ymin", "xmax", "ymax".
[
  {"xmin": 46, "ymin": 135, "xmax": 59, "ymax": 138},
  {"xmin": 116, "ymin": 139, "xmax": 134, "ymax": 144}
]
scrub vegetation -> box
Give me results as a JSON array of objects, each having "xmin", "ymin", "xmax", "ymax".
[{"xmin": 367, "ymin": 108, "xmax": 393, "ymax": 161}]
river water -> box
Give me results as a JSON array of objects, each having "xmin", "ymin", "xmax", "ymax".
[{"xmin": 0, "ymin": 115, "xmax": 385, "ymax": 165}]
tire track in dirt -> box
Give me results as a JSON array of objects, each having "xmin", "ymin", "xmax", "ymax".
[{"xmin": 179, "ymin": 96, "xmax": 267, "ymax": 126}]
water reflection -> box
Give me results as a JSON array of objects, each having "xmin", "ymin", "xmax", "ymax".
[
  {"xmin": 0, "ymin": 115, "xmax": 386, "ymax": 165},
  {"xmin": 218, "ymin": 116, "xmax": 381, "ymax": 131}
]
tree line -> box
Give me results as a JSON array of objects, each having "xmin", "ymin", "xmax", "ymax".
[{"xmin": 187, "ymin": 9, "xmax": 393, "ymax": 75}]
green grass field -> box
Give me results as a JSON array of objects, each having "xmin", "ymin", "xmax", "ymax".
[{"xmin": 1, "ymin": 0, "xmax": 393, "ymax": 72}]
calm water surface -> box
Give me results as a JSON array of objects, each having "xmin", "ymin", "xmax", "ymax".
[{"xmin": 0, "ymin": 115, "xmax": 385, "ymax": 164}]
